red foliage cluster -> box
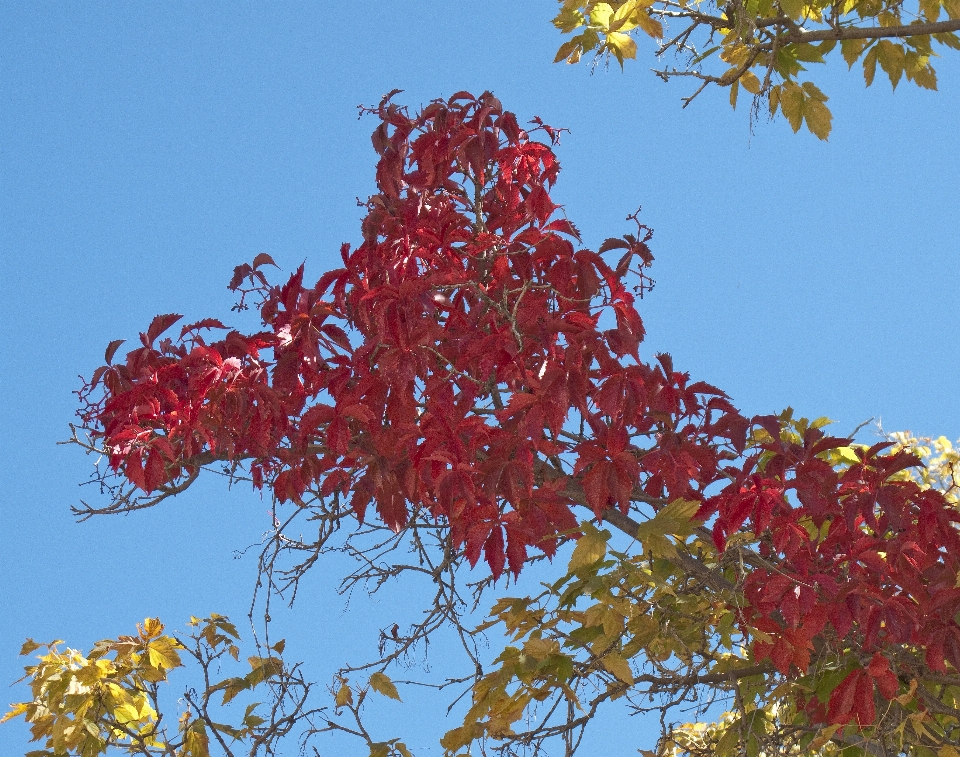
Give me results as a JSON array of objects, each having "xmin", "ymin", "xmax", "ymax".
[
  {"xmin": 696, "ymin": 419, "xmax": 960, "ymax": 724},
  {"xmin": 78, "ymin": 91, "xmax": 960, "ymax": 727}
]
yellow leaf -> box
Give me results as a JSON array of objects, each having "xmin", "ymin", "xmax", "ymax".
[
  {"xmin": 779, "ymin": 81, "xmax": 804, "ymax": 132},
  {"xmin": 568, "ymin": 521, "xmax": 610, "ymax": 572},
  {"xmin": 769, "ymin": 84, "xmax": 781, "ymax": 116},
  {"xmin": 606, "ymin": 31, "xmax": 638, "ymax": 63},
  {"xmin": 841, "ymin": 38, "xmax": 868, "ymax": 68},
  {"xmin": 810, "ymin": 724, "xmax": 840, "ymax": 750},
  {"xmin": 601, "ymin": 652, "xmax": 635, "ymax": 684},
  {"xmin": 590, "ymin": 2, "xmax": 614, "ymax": 28},
  {"xmin": 801, "ymin": 81, "xmax": 828, "ymax": 101},
  {"xmin": 780, "ymin": 0, "xmax": 804, "ymax": 19},
  {"xmin": 19, "ymin": 639, "xmax": 43, "ymax": 656},
  {"xmin": 834, "ymin": 446, "xmax": 861, "ymax": 464},
  {"xmin": 863, "ymin": 46, "xmax": 879, "ymax": 86},
  {"xmin": 920, "ymin": 0, "xmax": 940, "ymax": 20},
  {"xmin": 0, "ymin": 702, "xmax": 31, "ymax": 724},
  {"xmin": 440, "ymin": 724, "xmax": 477, "ymax": 752},
  {"xmin": 741, "ymin": 71, "xmax": 761, "ymax": 94},
  {"xmin": 939, "ymin": 746, "xmax": 960, "ymax": 757},
  {"xmin": 804, "ymin": 98, "xmax": 832, "ymax": 140},
  {"xmin": 146, "ymin": 637, "xmax": 182, "ymax": 671},
  {"xmin": 729, "ymin": 80, "xmax": 739, "ymax": 109},
  {"xmin": 635, "ymin": 12, "xmax": 663, "ymax": 38},
  {"xmin": 335, "ymin": 682, "xmax": 354, "ymax": 707},
  {"xmin": 113, "ymin": 703, "xmax": 142, "ymax": 724},
  {"xmin": 141, "ymin": 618, "xmax": 164, "ymax": 639},
  {"xmin": 369, "ymin": 671, "xmax": 402, "ymax": 701},
  {"xmin": 611, "ymin": 0, "xmax": 642, "ymax": 30},
  {"xmin": 913, "ymin": 63, "xmax": 938, "ymax": 90},
  {"xmin": 877, "ymin": 40, "xmax": 905, "ymax": 88}
]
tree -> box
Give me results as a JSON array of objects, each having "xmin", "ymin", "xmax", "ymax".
[
  {"xmin": 548, "ymin": 0, "xmax": 960, "ymax": 139},
  {"xmin": 5, "ymin": 91, "xmax": 960, "ymax": 757}
]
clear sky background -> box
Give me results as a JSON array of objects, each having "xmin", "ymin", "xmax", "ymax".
[{"xmin": 1, "ymin": 2, "xmax": 958, "ymax": 755}]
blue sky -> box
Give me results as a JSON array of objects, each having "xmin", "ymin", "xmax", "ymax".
[{"xmin": 1, "ymin": 2, "xmax": 958, "ymax": 754}]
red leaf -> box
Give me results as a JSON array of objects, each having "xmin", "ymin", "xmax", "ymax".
[
  {"xmin": 484, "ymin": 524, "xmax": 506, "ymax": 580},
  {"xmin": 142, "ymin": 314, "xmax": 183, "ymax": 348},
  {"xmin": 496, "ymin": 392, "xmax": 538, "ymax": 422},
  {"xmin": 853, "ymin": 672, "xmax": 876, "ymax": 725},
  {"xmin": 144, "ymin": 448, "xmax": 167, "ymax": 493},
  {"xmin": 828, "ymin": 670, "xmax": 860, "ymax": 725},
  {"xmin": 104, "ymin": 339, "xmax": 126, "ymax": 364},
  {"xmin": 505, "ymin": 527, "xmax": 528, "ymax": 578},
  {"xmin": 770, "ymin": 636, "xmax": 793, "ymax": 675},
  {"xmin": 179, "ymin": 319, "xmax": 229, "ymax": 339},
  {"xmin": 252, "ymin": 253, "xmax": 277, "ymax": 269},
  {"xmin": 89, "ymin": 365, "xmax": 110, "ymax": 390},
  {"xmin": 598, "ymin": 238, "xmax": 630, "ymax": 253},
  {"xmin": 542, "ymin": 219, "xmax": 581, "ymax": 240}
]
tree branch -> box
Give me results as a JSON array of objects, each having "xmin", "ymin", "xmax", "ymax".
[{"xmin": 786, "ymin": 18, "xmax": 960, "ymax": 43}]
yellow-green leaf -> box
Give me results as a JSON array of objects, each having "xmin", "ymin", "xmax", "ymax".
[
  {"xmin": 590, "ymin": 2, "xmax": 614, "ymax": 28},
  {"xmin": 741, "ymin": 71, "xmax": 761, "ymax": 94},
  {"xmin": 841, "ymin": 38, "xmax": 869, "ymax": 68},
  {"xmin": 636, "ymin": 499, "xmax": 700, "ymax": 557},
  {"xmin": 335, "ymin": 681, "xmax": 354, "ymax": 707},
  {"xmin": 601, "ymin": 652, "xmax": 634, "ymax": 684},
  {"xmin": 369, "ymin": 671, "xmax": 402, "ymax": 701},
  {"xmin": 568, "ymin": 521, "xmax": 610, "ymax": 572}
]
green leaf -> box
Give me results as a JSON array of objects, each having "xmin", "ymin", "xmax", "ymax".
[
  {"xmin": 568, "ymin": 521, "xmax": 610, "ymax": 572},
  {"xmin": 369, "ymin": 671, "xmax": 402, "ymax": 701}
]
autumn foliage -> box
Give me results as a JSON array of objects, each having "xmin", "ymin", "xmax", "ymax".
[{"xmin": 73, "ymin": 91, "xmax": 960, "ymax": 737}]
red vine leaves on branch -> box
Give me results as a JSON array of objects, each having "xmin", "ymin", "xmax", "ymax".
[{"xmin": 8, "ymin": 92, "xmax": 960, "ymax": 756}]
